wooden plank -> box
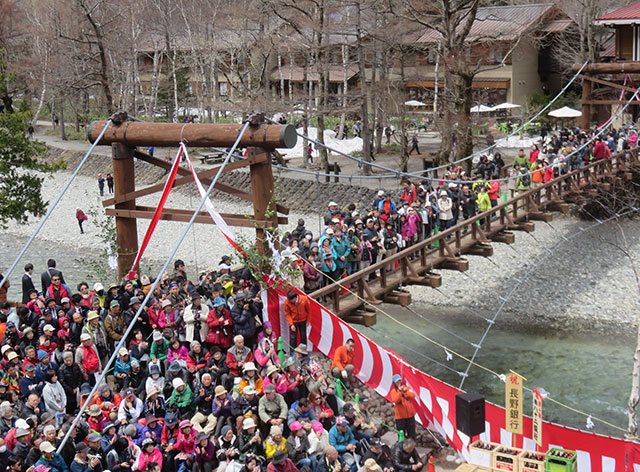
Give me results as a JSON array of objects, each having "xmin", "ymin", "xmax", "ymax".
[
  {"xmin": 579, "ymin": 74, "xmax": 636, "ymax": 93},
  {"xmin": 582, "ymin": 100, "xmax": 640, "ymax": 105},
  {"xmin": 102, "ymin": 153, "xmax": 266, "ymax": 206},
  {"xmin": 133, "ymin": 150, "xmax": 290, "ymax": 215},
  {"xmin": 105, "ymin": 207, "xmax": 271, "ymax": 228}
]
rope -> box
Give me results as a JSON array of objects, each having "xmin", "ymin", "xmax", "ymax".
[
  {"xmin": 0, "ymin": 119, "xmax": 113, "ymax": 290},
  {"xmin": 403, "ymin": 305, "xmax": 481, "ymax": 348},
  {"xmin": 267, "ymin": 82, "xmax": 640, "ymax": 184},
  {"xmin": 367, "ymin": 326, "xmax": 467, "ymax": 377},
  {"xmin": 403, "ymin": 60, "xmax": 590, "ymax": 176},
  {"xmin": 56, "ymin": 122, "xmax": 251, "ymax": 452}
]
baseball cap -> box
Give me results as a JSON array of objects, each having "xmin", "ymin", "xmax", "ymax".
[
  {"xmin": 39, "ymin": 441, "xmax": 56, "ymax": 453},
  {"xmin": 80, "ymin": 333, "xmax": 92, "ymax": 342},
  {"xmin": 328, "ymin": 201, "xmax": 338, "ymax": 207},
  {"xmin": 93, "ymin": 283, "xmax": 104, "ymax": 292}
]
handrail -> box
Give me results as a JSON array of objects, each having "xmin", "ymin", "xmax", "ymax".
[{"xmin": 309, "ymin": 147, "xmax": 640, "ymax": 301}]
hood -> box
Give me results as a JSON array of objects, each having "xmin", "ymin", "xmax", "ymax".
[{"xmin": 59, "ymin": 317, "xmax": 69, "ymax": 330}]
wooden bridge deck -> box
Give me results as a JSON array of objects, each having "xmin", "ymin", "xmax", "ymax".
[{"xmin": 309, "ymin": 148, "xmax": 640, "ymax": 325}]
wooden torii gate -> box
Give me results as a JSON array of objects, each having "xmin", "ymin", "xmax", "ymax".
[{"xmin": 87, "ymin": 113, "xmax": 297, "ymax": 279}]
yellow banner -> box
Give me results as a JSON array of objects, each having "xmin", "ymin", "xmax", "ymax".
[
  {"xmin": 505, "ymin": 372, "xmax": 523, "ymax": 435},
  {"xmin": 532, "ymin": 389, "xmax": 543, "ymax": 447}
]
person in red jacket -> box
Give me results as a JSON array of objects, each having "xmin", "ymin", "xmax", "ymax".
[
  {"xmin": 284, "ymin": 291, "xmax": 310, "ymax": 348},
  {"xmin": 487, "ymin": 177, "xmax": 500, "ymax": 207},
  {"xmin": 46, "ymin": 275, "xmax": 70, "ymax": 306},
  {"xmin": 390, "ymin": 374, "xmax": 416, "ymax": 439}
]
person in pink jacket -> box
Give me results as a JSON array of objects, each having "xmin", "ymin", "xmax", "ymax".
[
  {"xmin": 137, "ymin": 439, "xmax": 163, "ymax": 471},
  {"xmin": 262, "ymin": 365, "xmax": 288, "ymax": 395},
  {"xmin": 174, "ymin": 420, "xmax": 197, "ymax": 472},
  {"xmin": 401, "ymin": 207, "xmax": 421, "ymax": 247},
  {"xmin": 168, "ymin": 337, "xmax": 189, "ymax": 367}
]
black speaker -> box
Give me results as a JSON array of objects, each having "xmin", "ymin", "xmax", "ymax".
[{"xmin": 455, "ymin": 392, "xmax": 485, "ymax": 437}]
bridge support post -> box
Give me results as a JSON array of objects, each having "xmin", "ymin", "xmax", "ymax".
[{"xmin": 112, "ymin": 143, "xmax": 138, "ymax": 279}]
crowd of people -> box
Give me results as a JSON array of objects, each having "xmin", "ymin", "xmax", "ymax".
[
  {"xmin": 281, "ymin": 128, "xmax": 632, "ymax": 291},
  {"xmin": 0, "ymin": 258, "xmax": 427, "ymax": 472}
]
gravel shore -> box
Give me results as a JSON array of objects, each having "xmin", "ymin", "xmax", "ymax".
[{"xmin": 408, "ymin": 213, "xmax": 640, "ymax": 333}]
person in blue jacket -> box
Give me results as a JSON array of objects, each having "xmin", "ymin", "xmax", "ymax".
[{"xmin": 35, "ymin": 441, "xmax": 69, "ymax": 472}]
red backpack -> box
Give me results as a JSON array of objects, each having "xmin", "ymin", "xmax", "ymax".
[{"xmin": 81, "ymin": 345, "xmax": 100, "ymax": 372}]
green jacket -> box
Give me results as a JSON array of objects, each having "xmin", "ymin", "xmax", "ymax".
[
  {"xmin": 513, "ymin": 154, "xmax": 528, "ymax": 168},
  {"xmin": 150, "ymin": 338, "xmax": 169, "ymax": 361},
  {"xmin": 168, "ymin": 384, "xmax": 193, "ymax": 408},
  {"xmin": 478, "ymin": 191, "xmax": 492, "ymax": 212},
  {"xmin": 346, "ymin": 235, "xmax": 361, "ymax": 262}
]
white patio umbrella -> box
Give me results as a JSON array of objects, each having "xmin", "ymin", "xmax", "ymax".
[
  {"xmin": 471, "ymin": 105, "xmax": 492, "ymax": 113},
  {"xmin": 548, "ymin": 106, "xmax": 582, "ymax": 118},
  {"xmin": 491, "ymin": 102, "xmax": 521, "ymax": 111},
  {"xmin": 404, "ymin": 100, "xmax": 427, "ymax": 106}
]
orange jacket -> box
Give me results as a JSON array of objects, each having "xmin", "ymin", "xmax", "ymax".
[
  {"xmin": 330, "ymin": 345, "xmax": 354, "ymax": 371},
  {"xmin": 390, "ymin": 385, "xmax": 415, "ymax": 420},
  {"xmin": 284, "ymin": 295, "xmax": 310, "ymax": 326}
]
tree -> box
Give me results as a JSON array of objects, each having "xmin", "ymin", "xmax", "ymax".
[{"xmin": 0, "ymin": 110, "xmax": 53, "ymax": 227}]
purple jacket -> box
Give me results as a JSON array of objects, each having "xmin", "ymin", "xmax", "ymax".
[
  {"xmin": 195, "ymin": 440, "xmax": 216, "ymax": 464},
  {"xmin": 142, "ymin": 422, "xmax": 163, "ymax": 444},
  {"xmin": 212, "ymin": 393, "xmax": 234, "ymax": 417}
]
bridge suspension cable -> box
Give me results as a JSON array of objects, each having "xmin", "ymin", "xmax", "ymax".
[
  {"xmin": 0, "ymin": 119, "xmax": 113, "ymax": 291},
  {"xmin": 56, "ymin": 122, "xmax": 251, "ymax": 452}
]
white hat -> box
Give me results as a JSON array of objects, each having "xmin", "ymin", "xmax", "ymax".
[
  {"xmin": 153, "ymin": 331, "xmax": 163, "ymax": 341},
  {"xmin": 93, "ymin": 282, "xmax": 104, "ymax": 292},
  {"xmin": 1, "ymin": 345, "xmax": 11, "ymax": 355},
  {"xmin": 243, "ymin": 385, "xmax": 257, "ymax": 395},
  {"xmin": 243, "ymin": 362, "xmax": 257, "ymax": 372},
  {"xmin": 161, "ymin": 299, "xmax": 172, "ymax": 308},
  {"xmin": 325, "ymin": 228, "xmax": 334, "ymax": 235},
  {"xmin": 218, "ymin": 263, "xmax": 231, "ymax": 270},
  {"xmin": 355, "ymin": 219, "xmax": 363, "ymax": 225},
  {"xmin": 377, "ymin": 190, "xmax": 384, "ymax": 196},
  {"xmin": 172, "ymin": 377, "xmax": 185, "ymax": 389},
  {"xmin": 328, "ymin": 201, "xmax": 338, "ymax": 207},
  {"xmin": 118, "ymin": 347, "xmax": 128, "ymax": 356},
  {"xmin": 243, "ymin": 417, "xmax": 257, "ymax": 430},
  {"xmin": 43, "ymin": 324, "xmax": 55, "ymax": 332},
  {"xmin": 80, "ymin": 333, "xmax": 92, "ymax": 342},
  {"xmin": 440, "ymin": 190, "xmax": 448, "ymax": 196},
  {"xmin": 448, "ymin": 182, "xmax": 457, "ymax": 188}
]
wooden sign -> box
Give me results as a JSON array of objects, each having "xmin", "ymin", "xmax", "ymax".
[
  {"xmin": 532, "ymin": 388, "xmax": 544, "ymax": 447},
  {"xmin": 505, "ymin": 372, "xmax": 523, "ymax": 435}
]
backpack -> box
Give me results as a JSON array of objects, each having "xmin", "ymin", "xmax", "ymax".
[
  {"xmin": 520, "ymin": 171, "xmax": 531, "ymax": 187},
  {"xmin": 81, "ymin": 345, "xmax": 100, "ymax": 372}
]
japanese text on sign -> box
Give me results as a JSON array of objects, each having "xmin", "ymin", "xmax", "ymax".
[{"xmin": 505, "ymin": 372, "xmax": 523, "ymax": 434}]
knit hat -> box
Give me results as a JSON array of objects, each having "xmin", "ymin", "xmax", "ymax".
[
  {"xmin": 125, "ymin": 424, "xmax": 137, "ymax": 437},
  {"xmin": 179, "ymin": 420, "xmax": 192, "ymax": 429},
  {"xmin": 221, "ymin": 425, "xmax": 232, "ymax": 436}
]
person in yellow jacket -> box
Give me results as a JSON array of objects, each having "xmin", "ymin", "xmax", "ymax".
[{"xmin": 265, "ymin": 425, "xmax": 288, "ymax": 460}]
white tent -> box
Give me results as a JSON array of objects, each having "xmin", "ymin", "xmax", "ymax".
[
  {"xmin": 548, "ymin": 106, "xmax": 582, "ymax": 118},
  {"xmin": 471, "ymin": 105, "xmax": 492, "ymax": 113},
  {"xmin": 491, "ymin": 102, "xmax": 521, "ymax": 111},
  {"xmin": 405, "ymin": 100, "xmax": 427, "ymax": 106}
]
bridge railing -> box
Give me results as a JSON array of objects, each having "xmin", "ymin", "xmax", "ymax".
[{"xmin": 309, "ymin": 147, "xmax": 639, "ymax": 314}]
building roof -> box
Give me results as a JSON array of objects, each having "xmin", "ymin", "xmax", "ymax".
[
  {"xmin": 415, "ymin": 3, "xmax": 569, "ymax": 44},
  {"xmin": 594, "ymin": 1, "xmax": 640, "ymax": 25}
]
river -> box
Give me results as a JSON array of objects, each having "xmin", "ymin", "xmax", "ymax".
[{"xmin": 356, "ymin": 303, "xmax": 633, "ymax": 438}]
